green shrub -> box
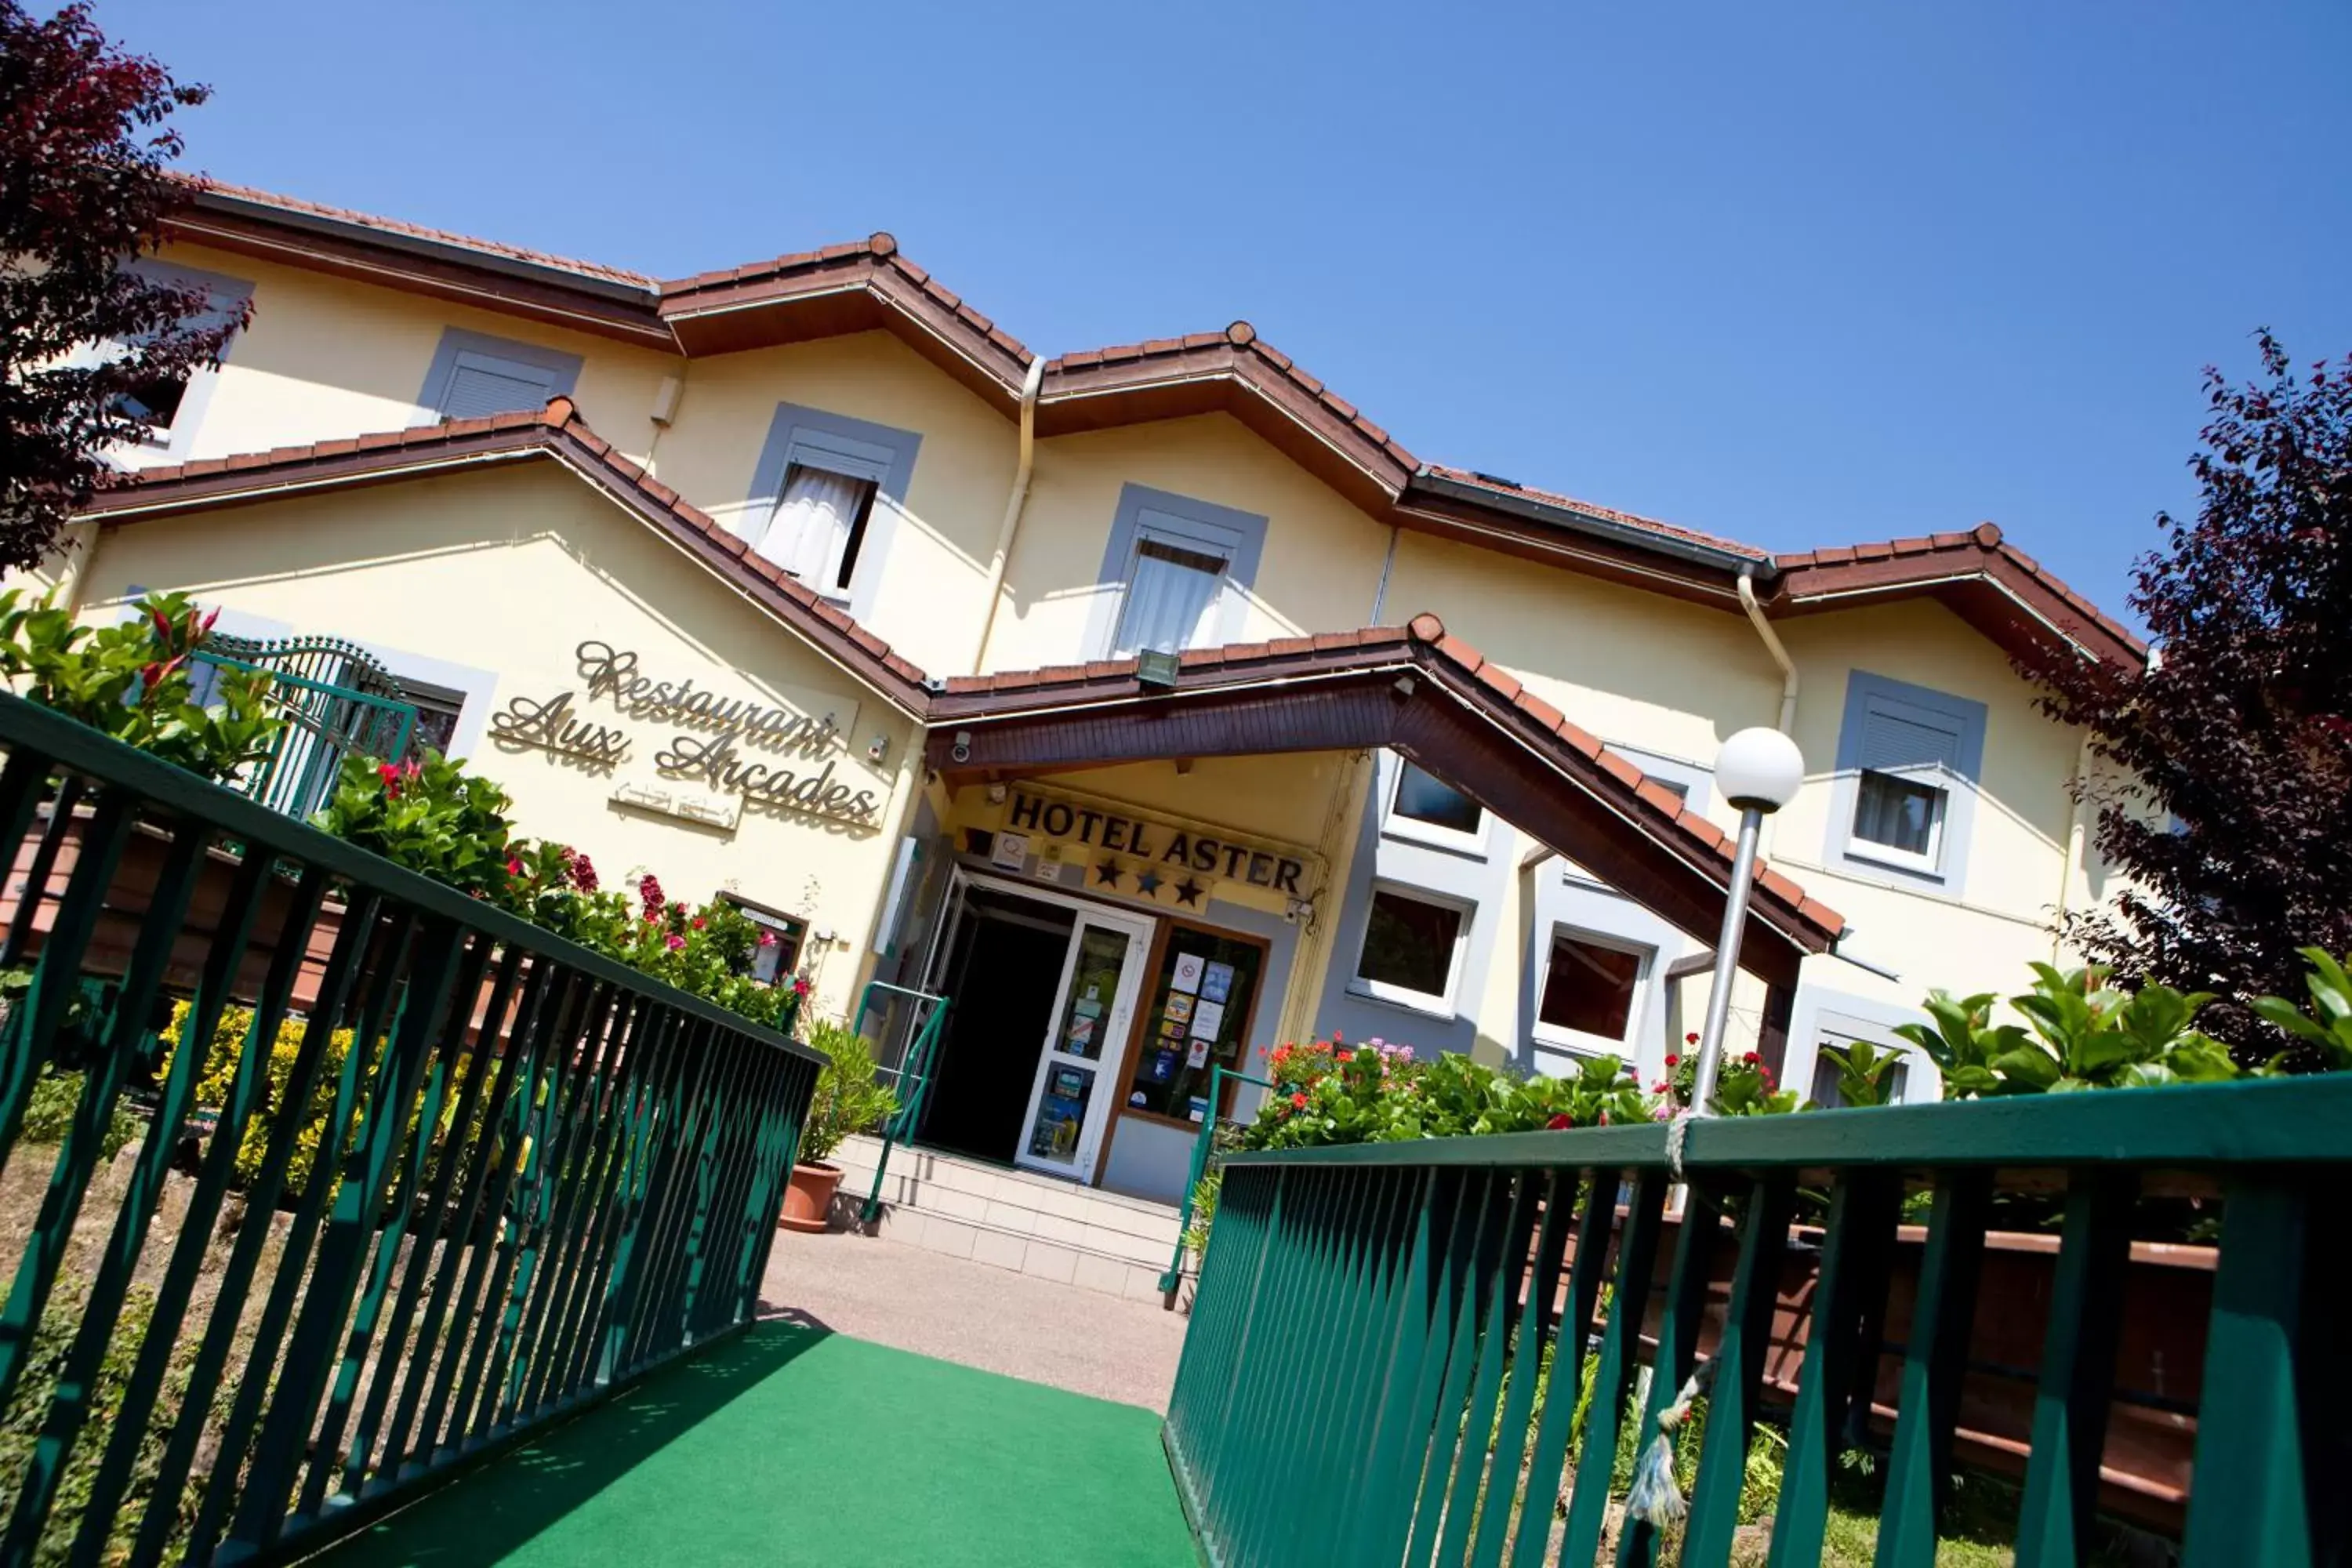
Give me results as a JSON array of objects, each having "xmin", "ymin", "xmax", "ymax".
[
  {"xmin": 18, "ymin": 1071, "xmax": 138, "ymax": 1161},
  {"xmin": 0, "ymin": 589, "xmax": 281, "ymax": 783},
  {"xmin": 796, "ymin": 1018, "xmax": 898, "ymax": 1166},
  {"xmin": 1242, "ymin": 1037, "xmax": 1653, "ymax": 1152},
  {"xmin": 0, "ymin": 1273, "xmax": 238, "ymax": 1565},
  {"xmin": 1898, "ymin": 963, "xmax": 2239, "ymax": 1096}
]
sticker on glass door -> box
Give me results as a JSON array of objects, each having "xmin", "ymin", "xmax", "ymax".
[{"xmin": 1017, "ymin": 913, "xmax": 1151, "ymax": 1180}]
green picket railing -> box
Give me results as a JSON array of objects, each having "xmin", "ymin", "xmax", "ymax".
[
  {"xmin": 0, "ymin": 690, "xmax": 820, "ymax": 1566},
  {"xmin": 1157, "ymin": 1065, "xmax": 1273, "ymax": 1298},
  {"xmin": 1167, "ymin": 1083, "xmax": 2350, "ymax": 1566}
]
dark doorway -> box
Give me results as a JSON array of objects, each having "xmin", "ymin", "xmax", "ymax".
[{"xmin": 920, "ymin": 887, "xmax": 1075, "ymax": 1163}]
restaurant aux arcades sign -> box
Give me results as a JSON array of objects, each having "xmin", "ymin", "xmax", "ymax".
[{"xmin": 489, "ymin": 640, "xmax": 881, "ymax": 824}]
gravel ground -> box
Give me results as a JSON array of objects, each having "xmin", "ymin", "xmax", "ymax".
[{"xmin": 758, "ymin": 1228, "xmax": 1190, "ymax": 1413}]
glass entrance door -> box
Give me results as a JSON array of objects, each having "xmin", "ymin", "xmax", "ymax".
[{"xmin": 1014, "ymin": 908, "xmax": 1153, "ymax": 1181}]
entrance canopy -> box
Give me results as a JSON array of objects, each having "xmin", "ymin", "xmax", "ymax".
[{"xmin": 925, "ymin": 618, "xmax": 1843, "ymax": 989}]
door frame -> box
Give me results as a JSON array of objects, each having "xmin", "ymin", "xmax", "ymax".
[{"xmin": 949, "ymin": 871, "xmax": 1157, "ymax": 1182}]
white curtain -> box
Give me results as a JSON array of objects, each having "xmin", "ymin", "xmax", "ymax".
[
  {"xmin": 1113, "ymin": 541, "xmax": 1224, "ymax": 656},
  {"xmin": 760, "ymin": 467, "xmax": 870, "ymax": 589}
]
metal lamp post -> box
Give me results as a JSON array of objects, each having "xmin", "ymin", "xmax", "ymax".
[{"xmin": 1688, "ymin": 727, "xmax": 1806, "ymax": 1116}]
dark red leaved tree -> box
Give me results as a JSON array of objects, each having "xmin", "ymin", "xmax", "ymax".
[
  {"xmin": 0, "ymin": 2, "xmax": 239, "ymax": 571},
  {"xmin": 2040, "ymin": 333, "xmax": 2352, "ymax": 1056}
]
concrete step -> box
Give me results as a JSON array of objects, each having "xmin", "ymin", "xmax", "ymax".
[{"xmin": 829, "ymin": 1135, "xmax": 1189, "ymax": 1303}]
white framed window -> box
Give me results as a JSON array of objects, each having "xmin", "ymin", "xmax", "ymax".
[
  {"xmin": 1087, "ymin": 485, "xmax": 1267, "ymax": 661},
  {"xmin": 1531, "ymin": 926, "xmax": 1655, "ymax": 1056},
  {"xmin": 1349, "ymin": 884, "xmax": 1472, "ymax": 1015},
  {"xmin": 1111, "ymin": 532, "xmax": 1230, "ymax": 657},
  {"xmin": 416, "ymin": 328, "xmax": 582, "ymax": 423},
  {"xmin": 1829, "ymin": 673, "xmax": 1987, "ymax": 891},
  {"xmin": 744, "ymin": 404, "xmax": 922, "ymax": 616},
  {"xmin": 760, "ymin": 450, "xmax": 884, "ymax": 594},
  {"xmin": 81, "ymin": 263, "xmax": 254, "ymax": 463},
  {"xmin": 1382, "ymin": 758, "xmax": 1489, "ymax": 855}
]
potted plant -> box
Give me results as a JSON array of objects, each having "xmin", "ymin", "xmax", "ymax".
[{"xmin": 781, "ymin": 1018, "xmax": 898, "ymax": 1232}]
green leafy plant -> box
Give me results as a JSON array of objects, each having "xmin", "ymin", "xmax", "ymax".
[
  {"xmin": 1242, "ymin": 1036, "xmax": 1656, "ymax": 1152},
  {"xmin": 18, "ymin": 1069, "xmax": 137, "ymax": 1160},
  {"xmin": 315, "ymin": 750, "xmax": 524, "ymax": 904},
  {"xmin": 0, "ymin": 588, "xmax": 280, "ymax": 782},
  {"xmin": 1659, "ymin": 1032, "xmax": 1800, "ymax": 1115},
  {"xmin": 1816, "ymin": 1039, "xmax": 1906, "ymax": 1108},
  {"xmin": 796, "ymin": 1018, "xmax": 898, "ymax": 1167},
  {"xmin": 1897, "ymin": 964, "xmax": 2240, "ymax": 1096},
  {"xmin": 2251, "ymin": 947, "xmax": 2352, "ymax": 1069}
]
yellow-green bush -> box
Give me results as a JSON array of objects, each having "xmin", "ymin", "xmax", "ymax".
[{"xmin": 161, "ymin": 1000, "xmax": 360, "ymax": 1197}]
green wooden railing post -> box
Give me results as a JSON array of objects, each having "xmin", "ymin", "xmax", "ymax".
[
  {"xmin": 2015, "ymin": 1168, "xmax": 2137, "ymax": 1566},
  {"xmin": 1875, "ymin": 1170, "xmax": 1993, "ymax": 1567},
  {"xmin": 1508, "ymin": 1168, "xmax": 1617, "ymax": 1568},
  {"xmin": 1559, "ymin": 1167, "xmax": 1668, "ymax": 1567},
  {"xmin": 1617, "ymin": 1179, "xmax": 1727, "ymax": 1567},
  {"xmin": 2181, "ymin": 1176, "xmax": 2316, "ymax": 1566},
  {"xmin": 1682, "ymin": 1176, "xmax": 1798, "ymax": 1565},
  {"xmin": 1768, "ymin": 1169, "xmax": 1900, "ymax": 1568}
]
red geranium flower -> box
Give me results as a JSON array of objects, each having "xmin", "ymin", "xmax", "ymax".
[
  {"xmin": 1546, "ymin": 1112, "xmax": 1573, "ymax": 1131},
  {"xmin": 666, "ymin": 933, "xmax": 685, "ymax": 950},
  {"xmin": 1291, "ymin": 1092, "xmax": 1308, "ymax": 1109},
  {"xmin": 1664, "ymin": 1054, "xmax": 1680, "ymax": 1068},
  {"xmin": 1686, "ymin": 1032, "xmax": 1700, "ymax": 1045},
  {"xmin": 1742, "ymin": 1051, "xmax": 1761, "ymax": 1064}
]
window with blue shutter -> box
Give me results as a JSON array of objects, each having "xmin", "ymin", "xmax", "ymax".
[
  {"xmin": 1829, "ymin": 671, "xmax": 1988, "ymax": 893},
  {"xmin": 416, "ymin": 329, "xmax": 583, "ymax": 423}
]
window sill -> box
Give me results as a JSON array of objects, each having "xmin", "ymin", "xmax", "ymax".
[
  {"xmin": 1344, "ymin": 980, "xmax": 1458, "ymax": 1023},
  {"xmin": 1379, "ymin": 817, "xmax": 1492, "ymax": 862},
  {"xmin": 1530, "ymin": 1022, "xmax": 1637, "ymax": 1059},
  {"xmin": 1832, "ymin": 841, "xmax": 1958, "ymax": 895}
]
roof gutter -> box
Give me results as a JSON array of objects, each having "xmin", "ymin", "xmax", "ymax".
[
  {"xmin": 187, "ymin": 190, "xmax": 662, "ymax": 309},
  {"xmin": 1409, "ymin": 469, "xmax": 1777, "ymax": 580}
]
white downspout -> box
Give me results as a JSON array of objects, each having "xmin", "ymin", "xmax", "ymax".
[
  {"xmin": 970, "ymin": 356, "xmax": 1047, "ymax": 675},
  {"xmin": 1737, "ymin": 567, "xmax": 1798, "ymax": 733}
]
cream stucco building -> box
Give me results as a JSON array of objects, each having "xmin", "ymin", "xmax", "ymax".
[{"xmin": 33, "ymin": 182, "xmax": 2144, "ymax": 1205}]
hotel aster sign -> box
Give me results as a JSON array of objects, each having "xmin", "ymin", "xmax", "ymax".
[{"xmin": 491, "ymin": 640, "xmax": 880, "ymax": 825}]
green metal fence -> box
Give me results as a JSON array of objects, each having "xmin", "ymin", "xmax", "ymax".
[
  {"xmin": 1166, "ymin": 1084, "xmax": 2349, "ymax": 1566},
  {"xmin": 193, "ymin": 649, "xmax": 419, "ymax": 822},
  {"xmin": 0, "ymin": 691, "xmax": 820, "ymax": 1566}
]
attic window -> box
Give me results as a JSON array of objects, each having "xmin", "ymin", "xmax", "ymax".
[{"xmin": 417, "ymin": 328, "xmax": 583, "ymax": 423}]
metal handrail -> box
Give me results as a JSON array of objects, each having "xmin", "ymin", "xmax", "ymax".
[
  {"xmin": 1169, "ymin": 1078, "xmax": 2352, "ymax": 1566},
  {"xmin": 851, "ymin": 979, "xmax": 949, "ymax": 1225},
  {"xmin": 1156, "ymin": 1065, "xmax": 1273, "ymax": 1298},
  {"xmin": 0, "ymin": 688, "xmax": 818, "ymax": 1566}
]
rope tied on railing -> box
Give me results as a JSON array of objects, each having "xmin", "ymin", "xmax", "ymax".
[
  {"xmin": 1625, "ymin": 1353, "xmax": 1716, "ymax": 1528},
  {"xmin": 1664, "ymin": 1105, "xmax": 1697, "ymax": 1181}
]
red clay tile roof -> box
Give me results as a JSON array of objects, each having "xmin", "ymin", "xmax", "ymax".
[
  {"xmin": 184, "ymin": 178, "xmax": 661, "ymax": 292},
  {"xmin": 82, "ymin": 406, "xmax": 1838, "ymax": 967},
  {"xmin": 1418, "ymin": 465, "xmax": 1769, "ymax": 561},
  {"xmin": 159, "ymin": 180, "xmax": 2137, "ymax": 672},
  {"xmin": 82, "ymin": 399, "xmax": 937, "ymax": 714},
  {"xmin": 1774, "ymin": 521, "xmax": 2147, "ymax": 666}
]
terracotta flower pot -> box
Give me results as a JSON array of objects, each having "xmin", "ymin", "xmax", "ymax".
[{"xmin": 779, "ymin": 1161, "xmax": 843, "ymax": 1233}]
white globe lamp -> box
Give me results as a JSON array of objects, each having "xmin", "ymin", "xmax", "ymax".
[{"xmin": 1690, "ymin": 728, "xmax": 1806, "ymax": 1116}]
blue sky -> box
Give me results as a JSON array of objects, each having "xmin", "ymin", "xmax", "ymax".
[{"xmin": 100, "ymin": 0, "xmax": 2351, "ymax": 624}]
